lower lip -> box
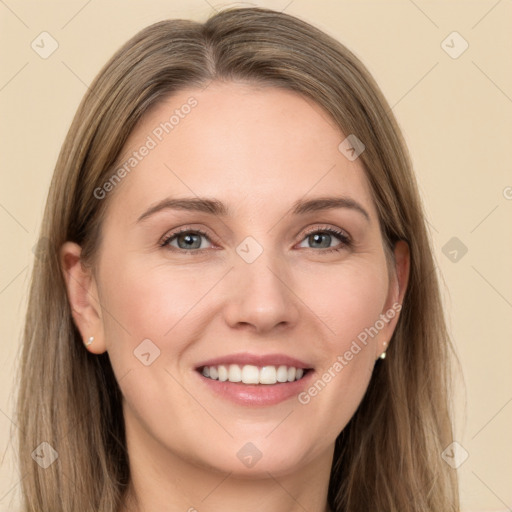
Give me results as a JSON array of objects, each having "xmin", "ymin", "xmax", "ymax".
[{"xmin": 196, "ymin": 370, "xmax": 315, "ymax": 406}]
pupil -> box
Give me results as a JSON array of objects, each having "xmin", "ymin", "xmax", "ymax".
[
  {"xmin": 311, "ymin": 233, "xmax": 330, "ymax": 248},
  {"xmin": 179, "ymin": 233, "xmax": 200, "ymax": 249}
]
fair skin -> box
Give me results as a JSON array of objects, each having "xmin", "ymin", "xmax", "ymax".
[{"xmin": 61, "ymin": 82, "xmax": 409, "ymax": 512}]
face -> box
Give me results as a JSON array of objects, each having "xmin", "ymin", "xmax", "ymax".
[{"xmin": 63, "ymin": 82, "xmax": 408, "ymax": 479}]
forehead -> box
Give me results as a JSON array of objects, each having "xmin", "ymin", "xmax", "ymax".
[{"xmin": 105, "ymin": 81, "xmax": 376, "ymax": 220}]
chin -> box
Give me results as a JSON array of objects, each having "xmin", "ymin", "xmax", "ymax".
[{"xmin": 187, "ymin": 433, "xmax": 317, "ymax": 478}]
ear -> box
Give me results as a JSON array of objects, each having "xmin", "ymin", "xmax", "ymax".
[
  {"xmin": 375, "ymin": 240, "xmax": 410, "ymax": 359},
  {"xmin": 60, "ymin": 241, "xmax": 107, "ymax": 354}
]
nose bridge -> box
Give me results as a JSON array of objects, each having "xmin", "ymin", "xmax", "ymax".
[{"xmin": 223, "ymin": 237, "xmax": 299, "ymax": 331}]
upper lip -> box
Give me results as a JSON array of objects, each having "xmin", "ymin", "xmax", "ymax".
[{"xmin": 195, "ymin": 352, "xmax": 313, "ymax": 370}]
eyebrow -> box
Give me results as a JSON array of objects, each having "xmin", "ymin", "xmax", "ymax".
[{"xmin": 137, "ymin": 195, "xmax": 370, "ymax": 223}]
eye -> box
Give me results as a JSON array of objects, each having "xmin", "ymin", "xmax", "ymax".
[
  {"xmin": 297, "ymin": 226, "xmax": 351, "ymax": 253},
  {"xmin": 160, "ymin": 225, "xmax": 352, "ymax": 254},
  {"xmin": 160, "ymin": 228, "xmax": 213, "ymax": 252}
]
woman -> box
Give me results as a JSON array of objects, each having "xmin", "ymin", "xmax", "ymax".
[{"xmin": 17, "ymin": 6, "xmax": 460, "ymax": 511}]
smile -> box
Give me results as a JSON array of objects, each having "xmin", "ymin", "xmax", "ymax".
[{"xmin": 199, "ymin": 364, "xmax": 308, "ymax": 384}]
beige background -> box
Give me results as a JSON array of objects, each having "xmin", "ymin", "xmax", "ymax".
[{"xmin": 1, "ymin": 1, "xmax": 511, "ymax": 510}]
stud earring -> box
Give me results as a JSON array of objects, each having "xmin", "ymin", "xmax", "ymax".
[
  {"xmin": 85, "ymin": 336, "xmax": 94, "ymax": 346},
  {"xmin": 379, "ymin": 341, "xmax": 388, "ymax": 359}
]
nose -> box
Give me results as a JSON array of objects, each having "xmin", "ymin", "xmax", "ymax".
[{"xmin": 222, "ymin": 249, "xmax": 301, "ymax": 334}]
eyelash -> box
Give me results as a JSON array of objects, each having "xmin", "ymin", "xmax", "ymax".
[{"xmin": 159, "ymin": 225, "xmax": 352, "ymax": 255}]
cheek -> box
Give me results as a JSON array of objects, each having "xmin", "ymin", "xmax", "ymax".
[
  {"xmin": 295, "ymin": 259, "xmax": 388, "ymax": 435},
  {"xmin": 310, "ymin": 259, "xmax": 389, "ymax": 349},
  {"xmin": 98, "ymin": 255, "xmax": 207, "ymax": 343}
]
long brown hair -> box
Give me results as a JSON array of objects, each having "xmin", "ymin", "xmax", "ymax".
[{"xmin": 17, "ymin": 7, "xmax": 459, "ymax": 511}]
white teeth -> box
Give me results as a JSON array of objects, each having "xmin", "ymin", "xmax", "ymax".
[
  {"xmin": 259, "ymin": 366, "xmax": 277, "ymax": 385},
  {"xmin": 276, "ymin": 365, "xmax": 288, "ymax": 383},
  {"xmin": 241, "ymin": 365, "xmax": 260, "ymax": 384},
  {"xmin": 200, "ymin": 364, "xmax": 308, "ymax": 384},
  {"xmin": 218, "ymin": 365, "xmax": 228, "ymax": 382},
  {"xmin": 228, "ymin": 364, "xmax": 242, "ymax": 382}
]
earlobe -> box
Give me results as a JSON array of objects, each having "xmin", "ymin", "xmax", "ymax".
[{"xmin": 60, "ymin": 241, "xmax": 107, "ymax": 354}]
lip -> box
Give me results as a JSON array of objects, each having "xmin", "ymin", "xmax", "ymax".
[
  {"xmin": 194, "ymin": 352, "xmax": 315, "ymax": 407},
  {"xmin": 194, "ymin": 352, "xmax": 313, "ymax": 370},
  {"xmin": 195, "ymin": 369, "xmax": 315, "ymax": 406}
]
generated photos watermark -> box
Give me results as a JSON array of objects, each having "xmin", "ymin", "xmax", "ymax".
[
  {"xmin": 298, "ymin": 302, "xmax": 401, "ymax": 405},
  {"xmin": 93, "ymin": 96, "xmax": 198, "ymax": 200}
]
